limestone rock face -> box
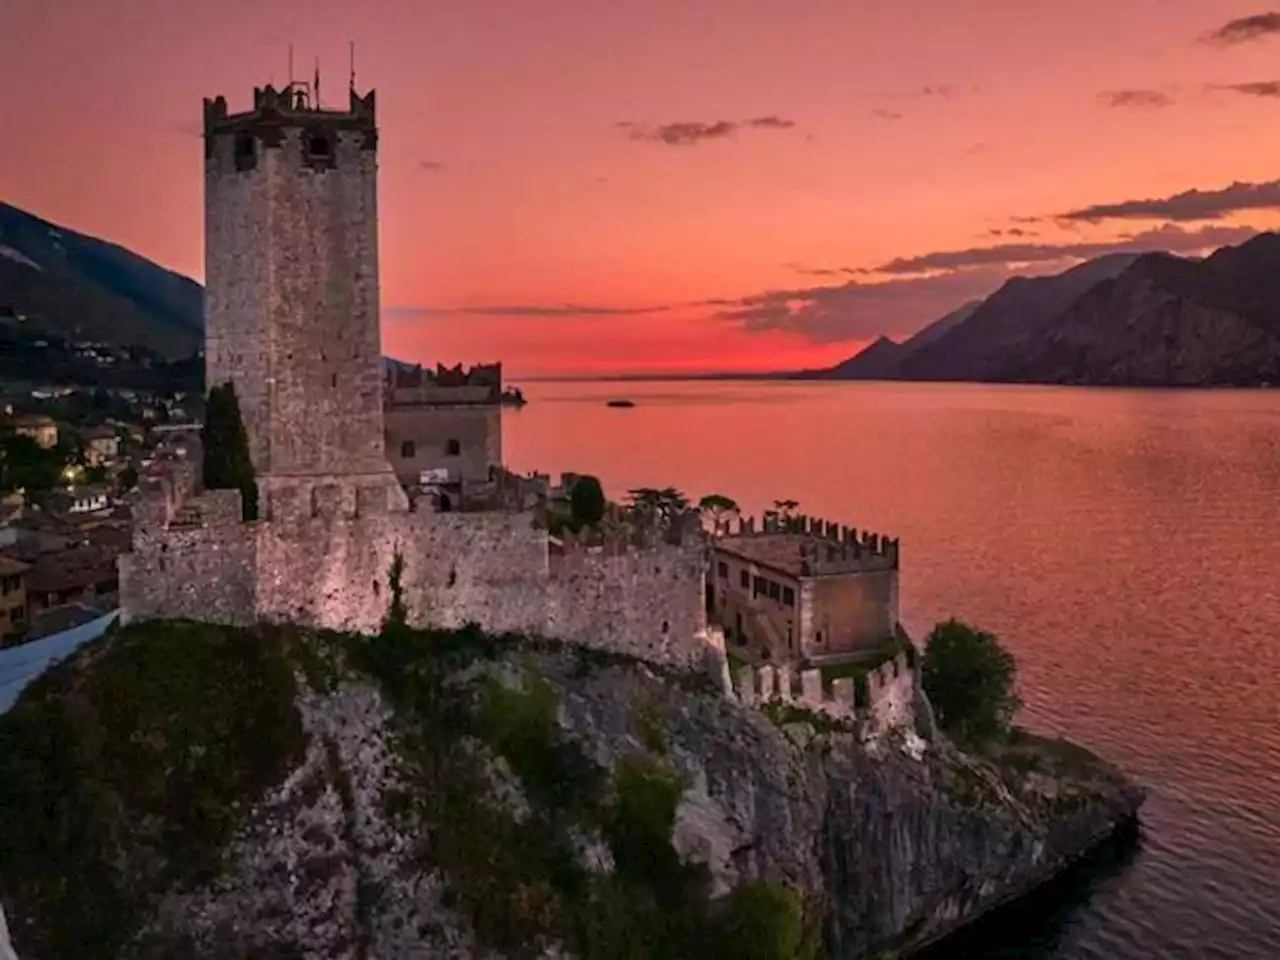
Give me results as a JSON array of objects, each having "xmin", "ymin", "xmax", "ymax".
[
  {"xmin": 0, "ymin": 625, "xmax": 1144, "ymax": 959},
  {"xmin": 0, "ymin": 904, "xmax": 18, "ymax": 960}
]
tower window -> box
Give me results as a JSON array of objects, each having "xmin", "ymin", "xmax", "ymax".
[
  {"xmin": 308, "ymin": 134, "xmax": 333, "ymax": 157},
  {"xmin": 401, "ymin": 441, "xmax": 415, "ymax": 458},
  {"xmin": 446, "ymin": 439, "xmax": 461, "ymax": 456},
  {"xmin": 234, "ymin": 133, "xmax": 257, "ymax": 171}
]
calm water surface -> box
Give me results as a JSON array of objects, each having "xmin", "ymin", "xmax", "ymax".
[{"xmin": 504, "ymin": 380, "xmax": 1280, "ymax": 960}]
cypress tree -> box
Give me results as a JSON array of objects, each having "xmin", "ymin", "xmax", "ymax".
[{"xmin": 201, "ymin": 381, "xmax": 259, "ymax": 521}]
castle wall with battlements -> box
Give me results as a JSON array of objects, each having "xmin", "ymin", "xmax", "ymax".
[
  {"xmin": 120, "ymin": 473, "xmax": 711, "ymax": 671},
  {"xmin": 731, "ymin": 650, "xmax": 917, "ymax": 738},
  {"xmin": 711, "ymin": 510, "xmax": 901, "ymax": 664}
]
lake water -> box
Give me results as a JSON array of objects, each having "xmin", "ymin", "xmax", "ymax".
[{"xmin": 504, "ymin": 379, "xmax": 1280, "ymax": 960}]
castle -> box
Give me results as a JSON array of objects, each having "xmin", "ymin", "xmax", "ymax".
[
  {"xmin": 118, "ymin": 79, "xmax": 920, "ymax": 739},
  {"xmin": 119, "ymin": 81, "xmax": 710, "ymax": 671}
]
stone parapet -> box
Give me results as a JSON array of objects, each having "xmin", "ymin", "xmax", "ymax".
[{"xmin": 732, "ymin": 651, "xmax": 916, "ymax": 736}]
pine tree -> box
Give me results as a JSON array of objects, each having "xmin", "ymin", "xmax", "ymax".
[{"xmin": 201, "ymin": 381, "xmax": 259, "ymax": 521}]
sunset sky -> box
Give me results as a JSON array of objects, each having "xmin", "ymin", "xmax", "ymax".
[{"xmin": 3, "ymin": 1, "xmax": 1280, "ymax": 376}]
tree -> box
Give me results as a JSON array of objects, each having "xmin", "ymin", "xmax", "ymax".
[
  {"xmin": 698, "ymin": 493, "xmax": 739, "ymax": 536},
  {"xmin": 201, "ymin": 381, "xmax": 258, "ymax": 521},
  {"xmin": 569, "ymin": 475, "xmax": 606, "ymax": 528},
  {"xmin": 627, "ymin": 487, "xmax": 689, "ymax": 523},
  {"xmin": 921, "ymin": 619, "xmax": 1021, "ymax": 744},
  {"xmin": 383, "ymin": 549, "xmax": 409, "ymax": 636},
  {"xmin": 772, "ymin": 499, "xmax": 799, "ymax": 521},
  {"xmin": 0, "ymin": 434, "xmax": 65, "ymax": 494},
  {"xmin": 117, "ymin": 465, "xmax": 139, "ymax": 493}
]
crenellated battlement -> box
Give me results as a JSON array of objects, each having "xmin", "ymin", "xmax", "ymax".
[
  {"xmin": 720, "ymin": 512, "xmax": 899, "ymax": 574},
  {"xmin": 131, "ymin": 460, "xmax": 199, "ymax": 532},
  {"xmin": 552, "ymin": 509, "xmax": 706, "ymax": 559},
  {"xmin": 731, "ymin": 650, "xmax": 916, "ymax": 736},
  {"xmin": 386, "ymin": 362, "xmax": 504, "ymax": 406},
  {"xmin": 204, "ymin": 84, "xmax": 376, "ymax": 135}
]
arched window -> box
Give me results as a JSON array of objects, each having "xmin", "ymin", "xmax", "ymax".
[
  {"xmin": 400, "ymin": 440, "xmax": 415, "ymax": 458},
  {"xmin": 445, "ymin": 439, "xmax": 461, "ymax": 456}
]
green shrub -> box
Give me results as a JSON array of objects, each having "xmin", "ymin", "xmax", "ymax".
[
  {"xmin": 921, "ymin": 619, "xmax": 1020, "ymax": 745},
  {"xmin": 718, "ymin": 881, "xmax": 810, "ymax": 960}
]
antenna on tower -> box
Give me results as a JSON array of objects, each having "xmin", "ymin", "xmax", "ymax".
[
  {"xmin": 314, "ymin": 58, "xmax": 322, "ymax": 109},
  {"xmin": 349, "ymin": 40, "xmax": 356, "ymax": 93},
  {"xmin": 288, "ymin": 44, "xmax": 294, "ymax": 88}
]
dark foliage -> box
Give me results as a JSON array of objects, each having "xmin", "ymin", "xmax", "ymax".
[
  {"xmin": 569, "ymin": 475, "xmax": 606, "ymax": 528},
  {"xmin": 201, "ymin": 381, "xmax": 258, "ymax": 521},
  {"xmin": 921, "ymin": 619, "xmax": 1021, "ymax": 745},
  {"xmin": 0, "ymin": 621, "xmax": 305, "ymax": 959}
]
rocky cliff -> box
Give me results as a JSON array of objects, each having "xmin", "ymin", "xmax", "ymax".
[{"xmin": 0, "ymin": 621, "xmax": 1144, "ymax": 959}]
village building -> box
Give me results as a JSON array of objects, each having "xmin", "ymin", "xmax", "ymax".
[
  {"xmin": 708, "ymin": 514, "xmax": 900, "ymax": 665},
  {"xmin": 13, "ymin": 414, "xmax": 57, "ymax": 450},
  {"xmin": 0, "ymin": 555, "xmax": 30, "ymax": 644},
  {"xmin": 82, "ymin": 425, "xmax": 121, "ymax": 465},
  {"xmin": 44, "ymin": 485, "xmax": 111, "ymax": 517},
  {"xmin": 23, "ymin": 545, "xmax": 119, "ymax": 620}
]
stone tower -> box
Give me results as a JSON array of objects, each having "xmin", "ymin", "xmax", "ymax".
[{"xmin": 202, "ymin": 82, "xmax": 403, "ymax": 510}]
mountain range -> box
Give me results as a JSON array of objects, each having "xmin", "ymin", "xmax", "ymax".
[
  {"xmin": 0, "ymin": 202, "xmax": 202, "ymax": 360},
  {"xmin": 802, "ymin": 233, "xmax": 1280, "ymax": 387},
  {"xmin": 3, "ymin": 200, "xmax": 1279, "ymax": 388}
]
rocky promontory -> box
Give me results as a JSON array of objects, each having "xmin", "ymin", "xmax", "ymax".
[{"xmin": 0, "ymin": 621, "xmax": 1144, "ymax": 959}]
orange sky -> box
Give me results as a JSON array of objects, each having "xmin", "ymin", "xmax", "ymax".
[{"xmin": 3, "ymin": 0, "xmax": 1280, "ymax": 376}]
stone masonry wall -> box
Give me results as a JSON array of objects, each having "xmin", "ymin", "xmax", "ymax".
[
  {"xmin": 204, "ymin": 132, "xmax": 273, "ymax": 473},
  {"xmin": 205, "ymin": 121, "xmax": 388, "ymax": 479},
  {"xmin": 384, "ymin": 404, "xmax": 501, "ymax": 486},
  {"xmin": 732, "ymin": 651, "xmax": 917, "ymax": 738},
  {"xmin": 119, "ymin": 491, "xmax": 257, "ymax": 627},
  {"xmin": 547, "ymin": 540, "xmax": 709, "ymax": 669},
  {"xmin": 124, "ymin": 492, "xmax": 711, "ymax": 671},
  {"xmin": 255, "ymin": 508, "xmax": 549, "ymax": 636},
  {"xmin": 802, "ymin": 569, "xmax": 899, "ymax": 661}
]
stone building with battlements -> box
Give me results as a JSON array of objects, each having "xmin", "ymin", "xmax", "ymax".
[
  {"xmin": 383, "ymin": 362, "xmax": 503, "ymax": 494},
  {"xmin": 709, "ymin": 513, "xmax": 901, "ymax": 664},
  {"xmin": 118, "ymin": 80, "xmax": 713, "ymax": 674}
]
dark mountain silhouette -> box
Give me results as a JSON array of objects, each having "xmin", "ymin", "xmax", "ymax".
[
  {"xmin": 894, "ymin": 254, "xmax": 1140, "ymax": 381},
  {"xmin": 0, "ymin": 202, "xmax": 202, "ymax": 359},
  {"xmin": 997, "ymin": 233, "xmax": 1280, "ymax": 386},
  {"xmin": 798, "ymin": 299, "xmax": 982, "ymax": 379},
  {"xmin": 806, "ymin": 234, "xmax": 1280, "ymax": 386}
]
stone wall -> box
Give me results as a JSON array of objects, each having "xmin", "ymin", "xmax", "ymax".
[
  {"xmin": 548, "ymin": 539, "xmax": 708, "ymax": 668},
  {"xmin": 204, "ymin": 104, "xmax": 389, "ymax": 479},
  {"xmin": 802, "ymin": 569, "xmax": 899, "ymax": 660},
  {"xmin": 119, "ymin": 505, "xmax": 257, "ymax": 628},
  {"xmin": 255, "ymin": 508, "xmax": 549, "ymax": 636},
  {"xmin": 867, "ymin": 654, "xmax": 915, "ymax": 732},
  {"xmin": 122, "ymin": 488, "xmax": 711, "ymax": 671},
  {"xmin": 731, "ymin": 651, "xmax": 917, "ymax": 738}
]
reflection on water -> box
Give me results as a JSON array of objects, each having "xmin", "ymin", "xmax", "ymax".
[{"xmin": 505, "ymin": 380, "xmax": 1280, "ymax": 960}]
